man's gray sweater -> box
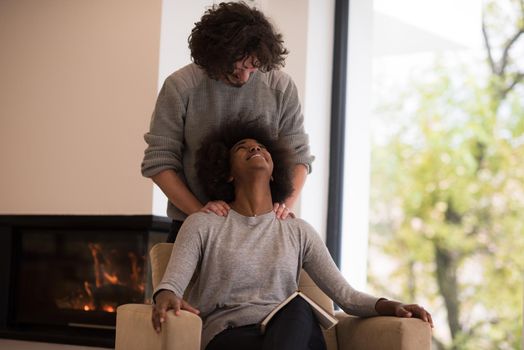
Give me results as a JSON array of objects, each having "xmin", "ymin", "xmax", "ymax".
[
  {"xmin": 141, "ymin": 64, "xmax": 314, "ymax": 220},
  {"xmin": 155, "ymin": 210, "xmax": 380, "ymax": 349}
]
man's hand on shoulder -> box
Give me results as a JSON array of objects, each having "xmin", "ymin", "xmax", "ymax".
[
  {"xmin": 200, "ymin": 200, "xmax": 230, "ymax": 216},
  {"xmin": 273, "ymin": 202, "xmax": 295, "ymax": 220}
]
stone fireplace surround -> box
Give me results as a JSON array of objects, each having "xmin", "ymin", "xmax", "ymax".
[{"xmin": 0, "ymin": 215, "xmax": 170, "ymax": 348}]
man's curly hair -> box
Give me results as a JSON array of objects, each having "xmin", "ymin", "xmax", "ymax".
[
  {"xmin": 196, "ymin": 121, "xmax": 294, "ymax": 203},
  {"xmin": 189, "ymin": 2, "xmax": 288, "ymax": 79}
]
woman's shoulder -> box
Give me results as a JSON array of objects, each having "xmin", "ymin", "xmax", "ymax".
[
  {"xmin": 282, "ymin": 216, "xmax": 317, "ymax": 233},
  {"xmin": 278, "ymin": 217, "xmax": 324, "ymax": 250},
  {"xmin": 184, "ymin": 211, "xmax": 226, "ymax": 227},
  {"xmin": 176, "ymin": 212, "xmax": 227, "ymax": 242}
]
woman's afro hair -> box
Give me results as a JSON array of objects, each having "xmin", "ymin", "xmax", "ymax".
[{"xmin": 195, "ymin": 120, "xmax": 294, "ymax": 203}]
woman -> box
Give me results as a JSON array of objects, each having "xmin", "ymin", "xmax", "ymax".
[{"xmin": 152, "ymin": 122, "xmax": 433, "ymax": 350}]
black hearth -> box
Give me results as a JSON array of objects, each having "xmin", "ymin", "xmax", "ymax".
[{"xmin": 0, "ymin": 215, "xmax": 170, "ymax": 348}]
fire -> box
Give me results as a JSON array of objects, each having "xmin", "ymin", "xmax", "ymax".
[
  {"xmin": 56, "ymin": 242, "xmax": 146, "ymax": 313},
  {"xmin": 103, "ymin": 305, "xmax": 116, "ymax": 313},
  {"xmin": 53, "ymin": 239, "xmax": 146, "ymax": 316},
  {"xmin": 103, "ymin": 272, "xmax": 120, "ymax": 285},
  {"xmin": 87, "ymin": 243, "xmax": 127, "ymax": 290}
]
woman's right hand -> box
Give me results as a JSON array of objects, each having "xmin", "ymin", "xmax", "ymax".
[
  {"xmin": 200, "ymin": 200, "xmax": 230, "ymax": 216},
  {"xmin": 151, "ymin": 290, "xmax": 200, "ymax": 333}
]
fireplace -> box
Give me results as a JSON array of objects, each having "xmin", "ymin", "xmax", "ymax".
[{"xmin": 0, "ymin": 215, "xmax": 170, "ymax": 348}]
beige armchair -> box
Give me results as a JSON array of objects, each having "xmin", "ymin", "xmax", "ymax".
[{"xmin": 116, "ymin": 243, "xmax": 431, "ymax": 350}]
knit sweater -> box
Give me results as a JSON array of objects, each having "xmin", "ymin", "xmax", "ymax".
[
  {"xmin": 141, "ymin": 64, "xmax": 315, "ymax": 220},
  {"xmin": 155, "ymin": 210, "xmax": 380, "ymax": 349}
]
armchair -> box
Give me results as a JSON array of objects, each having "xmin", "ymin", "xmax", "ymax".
[{"xmin": 116, "ymin": 243, "xmax": 431, "ymax": 350}]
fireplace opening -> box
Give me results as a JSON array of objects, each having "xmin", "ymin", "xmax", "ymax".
[
  {"xmin": 0, "ymin": 215, "xmax": 170, "ymax": 348},
  {"xmin": 13, "ymin": 229, "xmax": 149, "ymax": 330}
]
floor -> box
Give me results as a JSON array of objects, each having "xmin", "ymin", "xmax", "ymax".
[{"xmin": 0, "ymin": 339, "xmax": 108, "ymax": 350}]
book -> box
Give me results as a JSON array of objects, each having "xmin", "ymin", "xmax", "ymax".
[{"xmin": 260, "ymin": 290, "xmax": 339, "ymax": 334}]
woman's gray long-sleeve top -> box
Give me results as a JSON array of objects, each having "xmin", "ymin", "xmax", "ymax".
[{"xmin": 155, "ymin": 210, "xmax": 380, "ymax": 349}]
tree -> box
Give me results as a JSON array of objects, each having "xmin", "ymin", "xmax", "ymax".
[{"xmin": 368, "ymin": 1, "xmax": 524, "ymax": 349}]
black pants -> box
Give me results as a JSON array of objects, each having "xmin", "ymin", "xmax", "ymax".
[
  {"xmin": 206, "ymin": 297, "xmax": 327, "ymax": 350},
  {"xmin": 166, "ymin": 220, "xmax": 184, "ymax": 243}
]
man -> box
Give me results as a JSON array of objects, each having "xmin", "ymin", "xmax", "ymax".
[{"xmin": 141, "ymin": 2, "xmax": 314, "ymax": 242}]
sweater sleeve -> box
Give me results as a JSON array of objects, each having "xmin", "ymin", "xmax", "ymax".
[
  {"xmin": 153, "ymin": 215, "xmax": 203, "ymax": 298},
  {"xmin": 141, "ymin": 75, "xmax": 186, "ymax": 177},
  {"xmin": 299, "ymin": 220, "xmax": 380, "ymax": 317},
  {"xmin": 277, "ymin": 77, "xmax": 315, "ymax": 173}
]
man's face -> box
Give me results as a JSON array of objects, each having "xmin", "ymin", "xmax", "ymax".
[{"xmin": 223, "ymin": 56, "xmax": 259, "ymax": 87}]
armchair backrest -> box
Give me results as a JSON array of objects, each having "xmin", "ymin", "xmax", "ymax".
[{"xmin": 150, "ymin": 243, "xmax": 173, "ymax": 289}]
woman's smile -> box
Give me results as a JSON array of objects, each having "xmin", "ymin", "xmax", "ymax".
[{"xmin": 247, "ymin": 153, "xmax": 264, "ymax": 160}]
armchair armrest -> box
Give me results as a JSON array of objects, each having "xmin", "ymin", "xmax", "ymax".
[
  {"xmin": 335, "ymin": 312, "xmax": 431, "ymax": 350},
  {"xmin": 116, "ymin": 304, "xmax": 202, "ymax": 350}
]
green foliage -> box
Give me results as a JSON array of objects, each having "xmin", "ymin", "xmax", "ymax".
[{"xmin": 368, "ymin": 1, "xmax": 524, "ymax": 349}]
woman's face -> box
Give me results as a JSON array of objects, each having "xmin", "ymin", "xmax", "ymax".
[{"xmin": 229, "ymin": 138, "xmax": 273, "ymax": 180}]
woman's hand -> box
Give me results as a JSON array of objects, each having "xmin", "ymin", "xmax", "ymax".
[
  {"xmin": 273, "ymin": 202, "xmax": 295, "ymax": 219},
  {"xmin": 151, "ymin": 290, "xmax": 200, "ymax": 333},
  {"xmin": 200, "ymin": 200, "xmax": 230, "ymax": 216},
  {"xmin": 375, "ymin": 299, "xmax": 434, "ymax": 328},
  {"xmin": 394, "ymin": 303, "xmax": 434, "ymax": 327}
]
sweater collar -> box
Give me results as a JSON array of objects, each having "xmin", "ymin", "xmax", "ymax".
[{"xmin": 228, "ymin": 208, "xmax": 275, "ymax": 225}]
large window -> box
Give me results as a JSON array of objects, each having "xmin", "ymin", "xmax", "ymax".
[{"xmin": 341, "ymin": 0, "xmax": 524, "ymax": 348}]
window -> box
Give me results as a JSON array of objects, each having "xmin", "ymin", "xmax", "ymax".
[{"xmin": 341, "ymin": 0, "xmax": 524, "ymax": 348}]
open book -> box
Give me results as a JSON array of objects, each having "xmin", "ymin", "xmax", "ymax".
[{"xmin": 260, "ymin": 291, "xmax": 339, "ymax": 334}]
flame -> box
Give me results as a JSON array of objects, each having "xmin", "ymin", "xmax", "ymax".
[
  {"xmin": 103, "ymin": 305, "xmax": 115, "ymax": 313},
  {"xmin": 88, "ymin": 243, "xmax": 103, "ymax": 288},
  {"xmin": 129, "ymin": 252, "xmax": 139, "ymax": 290},
  {"xmin": 84, "ymin": 281, "xmax": 93, "ymax": 298},
  {"xmin": 103, "ymin": 272, "xmax": 120, "ymax": 285}
]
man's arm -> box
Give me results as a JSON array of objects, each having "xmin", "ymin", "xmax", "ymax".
[
  {"xmin": 152, "ymin": 169, "xmax": 230, "ymax": 217},
  {"xmin": 152, "ymin": 169, "xmax": 203, "ymax": 216},
  {"xmin": 273, "ymin": 164, "xmax": 308, "ymax": 219},
  {"xmin": 285, "ymin": 163, "xmax": 308, "ymax": 209},
  {"xmin": 273, "ymin": 75, "xmax": 314, "ymax": 219},
  {"xmin": 276, "ymin": 75, "xmax": 315, "ymax": 173}
]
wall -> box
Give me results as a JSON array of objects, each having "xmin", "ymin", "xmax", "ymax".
[
  {"xmin": 265, "ymin": 0, "xmax": 334, "ymax": 239},
  {"xmin": 0, "ymin": 0, "xmax": 334, "ymax": 237},
  {"xmin": 0, "ymin": 0, "xmax": 162, "ymax": 214}
]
